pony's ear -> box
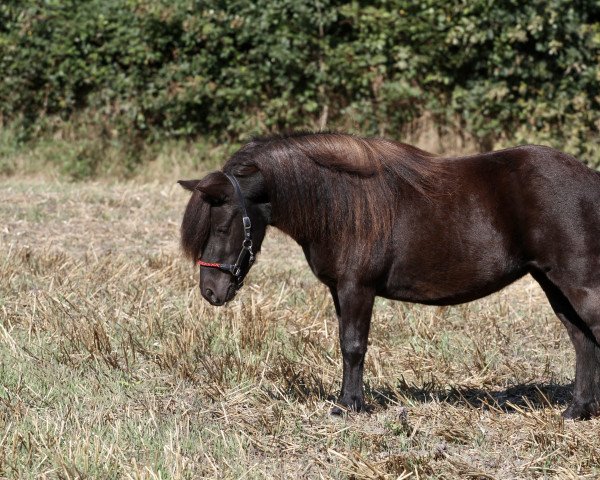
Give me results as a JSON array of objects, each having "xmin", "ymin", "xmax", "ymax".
[
  {"xmin": 196, "ymin": 171, "xmax": 233, "ymax": 203},
  {"xmin": 178, "ymin": 179, "xmax": 201, "ymax": 192},
  {"xmin": 177, "ymin": 173, "xmax": 232, "ymax": 202}
]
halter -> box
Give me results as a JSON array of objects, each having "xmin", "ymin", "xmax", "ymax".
[{"xmin": 196, "ymin": 173, "xmax": 255, "ymax": 289}]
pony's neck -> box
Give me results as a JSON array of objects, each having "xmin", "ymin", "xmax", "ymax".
[{"xmin": 265, "ymin": 174, "xmax": 337, "ymax": 247}]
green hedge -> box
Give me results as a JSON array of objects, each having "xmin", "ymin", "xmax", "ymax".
[{"xmin": 1, "ymin": 0, "xmax": 599, "ymax": 165}]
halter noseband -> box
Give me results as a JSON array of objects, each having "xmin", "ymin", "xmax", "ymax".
[{"xmin": 196, "ymin": 173, "xmax": 255, "ymax": 289}]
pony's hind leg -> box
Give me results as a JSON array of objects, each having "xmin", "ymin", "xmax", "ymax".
[{"xmin": 533, "ymin": 272, "xmax": 600, "ymax": 419}]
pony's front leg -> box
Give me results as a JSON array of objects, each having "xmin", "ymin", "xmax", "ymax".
[{"xmin": 331, "ymin": 283, "xmax": 375, "ymax": 414}]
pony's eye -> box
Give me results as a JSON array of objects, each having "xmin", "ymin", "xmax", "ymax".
[{"xmin": 216, "ymin": 227, "xmax": 229, "ymax": 234}]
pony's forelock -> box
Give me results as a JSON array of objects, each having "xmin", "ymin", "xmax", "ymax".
[{"xmin": 180, "ymin": 190, "xmax": 211, "ymax": 261}]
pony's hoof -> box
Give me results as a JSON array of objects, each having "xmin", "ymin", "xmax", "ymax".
[
  {"xmin": 331, "ymin": 396, "xmax": 369, "ymax": 415},
  {"xmin": 330, "ymin": 405, "xmax": 347, "ymax": 416},
  {"xmin": 562, "ymin": 401, "xmax": 599, "ymax": 420}
]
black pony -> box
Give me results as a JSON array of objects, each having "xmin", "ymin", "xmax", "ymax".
[{"xmin": 179, "ymin": 132, "xmax": 600, "ymax": 419}]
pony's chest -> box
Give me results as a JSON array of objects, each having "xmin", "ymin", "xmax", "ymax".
[{"xmin": 301, "ymin": 244, "xmax": 339, "ymax": 287}]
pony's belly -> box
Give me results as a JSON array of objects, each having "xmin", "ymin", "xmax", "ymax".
[{"xmin": 380, "ymin": 266, "xmax": 527, "ymax": 306}]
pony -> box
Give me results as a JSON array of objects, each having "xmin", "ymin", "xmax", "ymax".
[{"xmin": 179, "ymin": 132, "xmax": 600, "ymax": 419}]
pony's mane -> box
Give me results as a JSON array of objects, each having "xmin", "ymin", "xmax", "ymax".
[
  {"xmin": 233, "ymin": 132, "xmax": 439, "ymax": 179},
  {"xmin": 224, "ymin": 132, "xmax": 449, "ymax": 252}
]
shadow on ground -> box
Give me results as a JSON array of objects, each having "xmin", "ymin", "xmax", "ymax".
[
  {"xmin": 263, "ymin": 367, "xmax": 573, "ymax": 414},
  {"xmin": 369, "ymin": 379, "xmax": 573, "ymax": 413}
]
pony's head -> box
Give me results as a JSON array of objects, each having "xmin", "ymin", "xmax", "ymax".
[{"xmin": 179, "ymin": 167, "xmax": 271, "ymax": 305}]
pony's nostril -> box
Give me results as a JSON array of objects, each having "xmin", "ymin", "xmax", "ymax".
[{"xmin": 205, "ymin": 288, "xmax": 220, "ymax": 304}]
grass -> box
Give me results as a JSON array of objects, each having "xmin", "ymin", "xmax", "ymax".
[
  {"xmin": 2, "ymin": 176, "xmax": 600, "ymax": 479},
  {"xmin": 0, "ymin": 126, "xmax": 239, "ymax": 180}
]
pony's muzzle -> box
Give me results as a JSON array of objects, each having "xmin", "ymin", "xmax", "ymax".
[
  {"xmin": 203, "ymin": 287, "xmax": 224, "ymax": 306},
  {"xmin": 202, "ymin": 283, "xmax": 237, "ymax": 306}
]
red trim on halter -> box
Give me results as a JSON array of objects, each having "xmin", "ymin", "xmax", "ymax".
[{"xmin": 197, "ymin": 260, "xmax": 222, "ymax": 268}]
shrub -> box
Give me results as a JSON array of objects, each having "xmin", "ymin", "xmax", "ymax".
[{"xmin": 0, "ymin": 0, "xmax": 598, "ymax": 169}]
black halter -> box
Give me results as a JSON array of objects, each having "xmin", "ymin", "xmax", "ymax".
[{"xmin": 196, "ymin": 173, "xmax": 255, "ymax": 289}]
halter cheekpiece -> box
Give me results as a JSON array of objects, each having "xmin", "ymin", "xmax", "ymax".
[{"xmin": 196, "ymin": 173, "xmax": 255, "ymax": 289}]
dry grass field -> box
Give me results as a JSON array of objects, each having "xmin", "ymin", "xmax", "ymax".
[{"xmin": 2, "ymin": 176, "xmax": 600, "ymax": 479}]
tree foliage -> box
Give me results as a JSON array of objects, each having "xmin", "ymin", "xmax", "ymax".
[{"xmin": 1, "ymin": 0, "xmax": 598, "ymax": 164}]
